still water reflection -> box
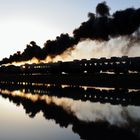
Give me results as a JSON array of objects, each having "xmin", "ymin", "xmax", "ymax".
[{"xmin": 0, "ymin": 85, "xmax": 140, "ymax": 140}]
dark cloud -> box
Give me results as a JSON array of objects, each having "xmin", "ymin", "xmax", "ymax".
[
  {"xmin": 96, "ymin": 1, "xmax": 110, "ymax": 17},
  {"xmin": 111, "ymin": 8, "xmax": 140, "ymax": 36},
  {"xmin": 43, "ymin": 33, "xmax": 77, "ymax": 58},
  {"xmin": 0, "ymin": 1, "xmax": 140, "ymax": 64},
  {"xmin": 73, "ymin": 2, "xmax": 140, "ymax": 40}
]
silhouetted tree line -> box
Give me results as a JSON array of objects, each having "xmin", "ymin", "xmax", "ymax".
[{"xmin": 1, "ymin": 1, "xmax": 140, "ymax": 64}]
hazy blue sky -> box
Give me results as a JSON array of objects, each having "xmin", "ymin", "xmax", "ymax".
[{"xmin": 0, "ymin": 0, "xmax": 140, "ymax": 59}]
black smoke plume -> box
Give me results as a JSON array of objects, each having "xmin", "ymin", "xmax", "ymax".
[
  {"xmin": 73, "ymin": 2, "xmax": 140, "ymax": 40},
  {"xmin": 1, "ymin": 1, "xmax": 140, "ymax": 65},
  {"xmin": 96, "ymin": 1, "xmax": 110, "ymax": 17}
]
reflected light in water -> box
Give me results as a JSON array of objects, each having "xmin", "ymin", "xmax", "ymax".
[
  {"xmin": 1, "ymin": 89, "xmax": 140, "ymax": 128},
  {"xmin": 0, "ymin": 96, "xmax": 79, "ymax": 140}
]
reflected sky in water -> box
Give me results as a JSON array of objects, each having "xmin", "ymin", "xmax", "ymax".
[
  {"xmin": 0, "ymin": 96, "xmax": 80, "ymax": 140},
  {"xmin": 0, "ymin": 88, "xmax": 140, "ymax": 140}
]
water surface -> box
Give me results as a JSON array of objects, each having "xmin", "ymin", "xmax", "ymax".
[{"xmin": 0, "ymin": 86, "xmax": 140, "ymax": 140}]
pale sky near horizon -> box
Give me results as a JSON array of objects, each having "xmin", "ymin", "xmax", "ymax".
[{"xmin": 0, "ymin": 0, "xmax": 140, "ymax": 60}]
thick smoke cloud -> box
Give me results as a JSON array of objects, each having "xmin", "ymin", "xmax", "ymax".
[
  {"xmin": 1, "ymin": 1, "xmax": 140, "ymax": 65},
  {"xmin": 96, "ymin": 1, "xmax": 110, "ymax": 17},
  {"xmin": 0, "ymin": 34, "xmax": 77, "ymax": 64},
  {"xmin": 73, "ymin": 2, "xmax": 140, "ymax": 40},
  {"xmin": 43, "ymin": 33, "xmax": 77, "ymax": 57}
]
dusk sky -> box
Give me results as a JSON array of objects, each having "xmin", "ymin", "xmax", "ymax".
[{"xmin": 0, "ymin": 0, "xmax": 140, "ymax": 60}]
